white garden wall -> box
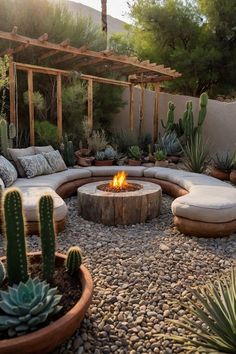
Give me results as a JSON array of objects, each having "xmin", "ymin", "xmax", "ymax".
[{"xmin": 112, "ymin": 88, "xmax": 236, "ymax": 155}]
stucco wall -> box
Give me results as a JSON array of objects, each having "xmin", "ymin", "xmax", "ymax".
[{"xmin": 112, "ymin": 88, "xmax": 236, "ymax": 155}]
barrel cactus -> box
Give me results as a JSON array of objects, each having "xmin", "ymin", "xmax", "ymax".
[
  {"xmin": 65, "ymin": 246, "xmax": 83, "ymax": 275},
  {"xmin": 0, "ymin": 277, "xmax": 62, "ymax": 337},
  {"xmin": 0, "ymin": 261, "xmax": 6, "ymax": 286}
]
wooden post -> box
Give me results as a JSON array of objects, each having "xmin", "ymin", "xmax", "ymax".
[
  {"xmin": 129, "ymin": 84, "xmax": 134, "ymax": 131},
  {"xmin": 57, "ymin": 74, "xmax": 62, "ymax": 140},
  {"xmin": 9, "ymin": 58, "xmax": 16, "ymax": 125},
  {"xmin": 139, "ymin": 83, "xmax": 145, "ymax": 137},
  {"xmin": 88, "ymin": 79, "xmax": 93, "ymax": 130},
  {"xmin": 27, "ymin": 70, "xmax": 35, "ymax": 145},
  {"xmin": 153, "ymin": 82, "xmax": 161, "ymax": 142}
]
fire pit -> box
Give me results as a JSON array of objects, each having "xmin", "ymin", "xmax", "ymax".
[{"xmin": 77, "ymin": 172, "xmax": 161, "ymax": 226}]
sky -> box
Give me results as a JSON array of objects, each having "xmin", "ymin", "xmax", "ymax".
[{"xmin": 72, "ymin": 0, "xmax": 132, "ymax": 23}]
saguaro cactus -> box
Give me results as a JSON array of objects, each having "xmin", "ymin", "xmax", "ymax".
[
  {"xmin": 65, "ymin": 246, "xmax": 83, "ymax": 275},
  {"xmin": 39, "ymin": 195, "xmax": 55, "ymax": 281},
  {"xmin": 197, "ymin": 92, "xmax": 208, "ymax": 128},
  {"xmin": 161, "ymin": 102, "xmax": 175, "ymax": 133},
  {"xmin": 3, "ymin": 189, "xmax": 28, "ymax": 285}
]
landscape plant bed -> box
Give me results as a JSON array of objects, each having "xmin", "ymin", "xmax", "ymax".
[{"xmin": 0, "ymin": 252, "xmax": 93, "ymax": 354}]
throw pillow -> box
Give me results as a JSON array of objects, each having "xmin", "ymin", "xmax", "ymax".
[
  {"xmin": 34, "ymin": 145, "xmax": 54, "ymax": 154},
  {"xmin": 17, "ymin": 154, "xmax": 53, "ymax": 179},
  {"xmin": 43, "ymin": 150, "xmax": 67, "ymax": 173},
  {"xmin": 8, "ymin": 147, "xmax": 35, "ymax": 177},
  {"xmin": 0, "ymin": 155, "xmax": 18, "ymax": 187},
  {"xmin": 0, "ymin": 178, "xmax": 5, "ymax": 190}
]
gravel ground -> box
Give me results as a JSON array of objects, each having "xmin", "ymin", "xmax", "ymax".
[{"xmin": 0, "ymin": 194, "xmax": 236, "ymax": 354}]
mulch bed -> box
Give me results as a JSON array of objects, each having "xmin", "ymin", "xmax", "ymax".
[{"xmin": 0, "ymin": 257, "xmax": 82, "ymax": 340}]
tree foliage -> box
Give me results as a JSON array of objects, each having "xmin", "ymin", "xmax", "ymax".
[{"xmin": 110, "ymin": 0, "xmax": 236, "ymax": 97}]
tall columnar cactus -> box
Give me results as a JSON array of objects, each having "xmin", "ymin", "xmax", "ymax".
[
  {"xmin": 65, "ymin": 246, "xmax": 83, "ymax": 275},
  {"xmin": 0, "ymin": 118, "xmax": 16, "ymax": 156},
  {"xmin": 62, "ymin": 134, "xmax": 75, "ymax": 167},
  {"xmin": 39, "ymin": 195, "xmax": 55, "ymax": 282},
  {"xmin": 3, "ymin": 189, "xmax": 28, "ymax": 285},
  {"xmin": 0, "ymin": 260, "xmax": 6, "ymax": 286},
  {"xmin": 197, "ymin": 92, "xmax": 208, "ymax": 128},
  {"xmin": 161, "ymin": 102, "xmax": 175, "ymax": 132}
]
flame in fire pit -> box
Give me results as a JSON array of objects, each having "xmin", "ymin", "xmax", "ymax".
[{"xmin": 109, "ymin": 171, "xmax": 127, "ymax": 190}]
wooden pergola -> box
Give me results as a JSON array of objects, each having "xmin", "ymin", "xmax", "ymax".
[{"xmin": 0, "ymin": 28, "xmax": 181, "ymax": 145}]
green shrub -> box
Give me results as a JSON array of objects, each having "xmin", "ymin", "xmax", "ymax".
[{"xmin": 35, "ymin": 120, "xmax": 58, "ymax": 147}]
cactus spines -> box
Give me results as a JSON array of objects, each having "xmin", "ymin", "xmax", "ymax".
[
  {"xmin": 3, "ymin": 189, "xmax": 28, "ymax": 285},
  {"xmin": 39, "ymin": 195, "xmax": 55, "ymax": 282},
  {"xmin": 0, "ymin": 260, "xmax": 6, "ymax": 286},
  {"xmin": 65, "ymin": 246, "xmax": 83, "ymax": 275}
]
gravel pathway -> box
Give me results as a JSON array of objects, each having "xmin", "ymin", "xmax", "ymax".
[{"xmin": 0, "ymin": 194, "xmax": 236, "ymax": 354}]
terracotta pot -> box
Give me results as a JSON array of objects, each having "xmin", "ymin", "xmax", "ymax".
[
  {"xmin": 230, "ymin": 169, "xmax": 236, "ymax": 184},
  {"xmin": 94, "ymin": 160, "xmax": 113, "ymax": 166},
  {"xmin": 210, "ymin": 167, "xmax": 230, "ymax": 181},
  {"xmin": 128, "ymin": 159, "xmax": 141, "ymax": 166},
  {"xmin": 155, "ymin": 160, "xmax": 169, "ymax": 167},
  {"xmin": 0, "ymin": 252, "xmax": 93, "ymax": 354}
]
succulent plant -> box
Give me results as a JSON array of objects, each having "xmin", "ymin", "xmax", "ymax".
[
  {"xmin": 62, "ymin": 134, "xmax": 75, "ymax": 167},
  {"xmin": 104, "ymin": 146, "xmax": 117, "ymax": 160},
  {"xmin": 39, "ymin": 195, "xmax": 55, "ymax": 282},
  {"xmin": 159, "ymin": 132, "xmax": 182, "ymax": 156},
  {"xmin": 3, "ymin": 189, "xmax": 28, "ymax": 285},
  {"xmin": 154, "ymin": 149, "xmax": 167, "ymax": 161},
  {"xmin": 0, "ymin": 277, "xmax": 62, "ymax": 337},
  {"xmin": 65, "ymin": 246, "xmax": 83, "ymax": 275},
  {"xmin": 167, "ymin": 268, "xmax": 236, "ymax": 353},
  {"xmin": 128, "ymin": 145, "xmax": 142, "ymax": 160},
  {"xmin": 213, "ymin": 151, "xmax": 234, "ymax": 171},
  {"xmin": 183, "ymin": 133, "xmax": 209, "ymax": 173},
  {"xmin": 95, "ymin": 150, "xmax": 106, "ymax": 160},
  {"xmin": 0, "ymin": 260, "xmax": 6, "ymax": 286}
]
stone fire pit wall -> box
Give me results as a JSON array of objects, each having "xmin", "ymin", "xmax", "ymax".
[{"xmin": 77, "ymin": 180, "xmax": 162, "ymax": 226}]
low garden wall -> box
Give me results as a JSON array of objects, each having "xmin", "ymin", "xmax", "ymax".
[{"xmin": 112, "ymin": 88, "xmax": 236, "ymax": 155}]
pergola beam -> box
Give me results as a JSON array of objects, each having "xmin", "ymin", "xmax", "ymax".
[
  {"xmin": 14, "ymin": 62, "xmax": 132, "ymax": 87},
  {"xmin": 0, "ymin": 30, "xmax": 181, "ymax": 78}
]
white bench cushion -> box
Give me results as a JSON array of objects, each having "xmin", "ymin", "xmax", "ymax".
[
  {"xmin": 19, "ymin": 187, "xmax": 67, "ymax": 222},
  {"xmin": 172, "ymin": 185, "xmax": 236, "ymax": 223},
  {"xmin": 12, "ymin": 168, "xmax": 91, "ymax": 190}
]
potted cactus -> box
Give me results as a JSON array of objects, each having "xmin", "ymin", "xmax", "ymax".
[
  {"xmin": 154, "ymin": 148, "xmax": 168, "ymax": 167},
  {"xmin": 128, "ymin": 145, "xmax": 142, "ymax": 166},
  {"xmin": 210, "ymin": 151, "xmax": 234, "ymax": 180},
  {"xmin": 94, "ymin": 146, "xmax": 117, "ymax": 166},
  {"xmin": 0, "ymin": 189, "xmax": 93, "ymax": 354}
]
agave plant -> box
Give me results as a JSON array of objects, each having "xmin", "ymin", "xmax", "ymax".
[
  {"xmin": 159, "ymin": 131, "xmax": 182, "ymax": 156},
  {"xmin": 213, "ymin": 152, "xmax": 234, "ymax": 171},
  {"xmin": 0, "ymin": 277, "xmax": 62, "ymax": 337},
  {"xmin": 167, "ymin": 268, "xmax": 236, "ymax": 353},
  {"xmin": 128, "ymin": 145, "xmax": 142, "ymax": 160},
  {"xmin": 183, "ymin": 133, "xmax": 209, "ymax": 173},
  {"xmin": 154, "ymin": 148, "xmax": 167, "ymax": 161}
]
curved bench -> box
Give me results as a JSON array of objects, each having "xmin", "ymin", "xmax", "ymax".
[{"xmin": 8, "ymin": 166, "xmax": 236, "ymax": 238}]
